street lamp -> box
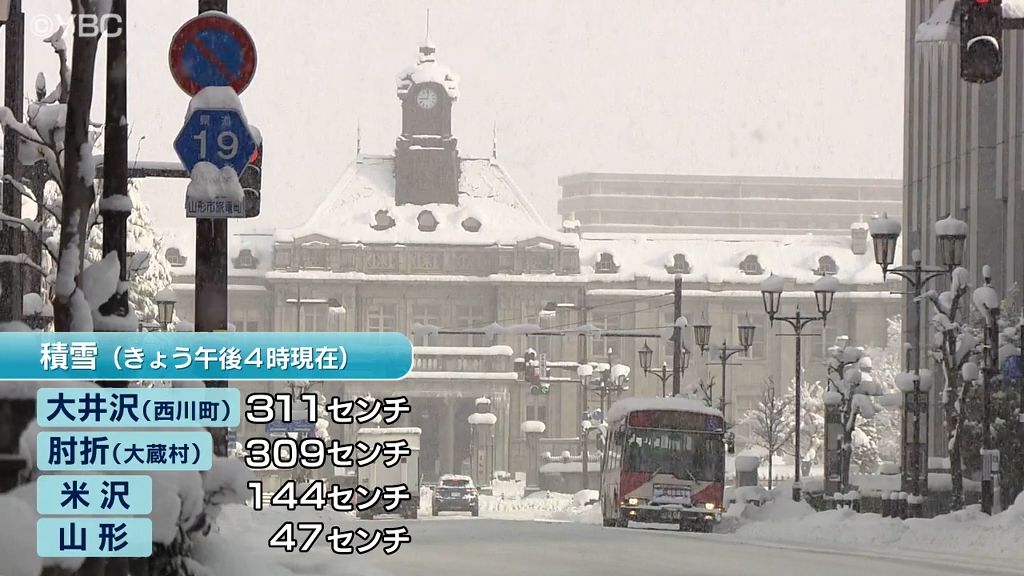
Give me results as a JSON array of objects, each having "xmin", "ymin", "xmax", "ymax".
[
  {"xmin": 694, "ymin": 314, "xmax": 755, "ymax": 423},
  {"xmin": 638, "ymin": 340, "xmax": 689, "ymax": 397},
  {"xmin": 155, "ymin": 288, "xmax": 177, "ymax": 331},
  {"xmin": 759, "ymin": 273, "xmax": 836, "ymax": 502},
  {"xmin": 868, "ymin": 212, "xmax": 966, "ymax": 505}
]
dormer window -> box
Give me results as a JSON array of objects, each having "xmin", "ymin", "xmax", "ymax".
[
  {"xmin": 666, "ymin": 253, "xmax": 691, "ymax": 275},
  {"xmin": 739, "ymin": 254, "xmax": 763, "ymax": 275},
  {"xmin": 461, "ymin": 217, "xmax": 482, "ymax": 232},
  {"xmin": 815, "ymin": 255, "xmax": 838, "ymax": 276},
  {"xmin": 371, "ymin": 209, "xmax": 396, "ymax": 231},
  {"xmin": 235, "ymin": 249, "xmax": 257, "ymax": 269},
  {"xmin": 417, "ymin": 210, "xmax": 438, "ymax": 232},
  {"xmin": 594, "ymin": 252, "xmax": 619, "ymax": 274},
  {"xmin": 165, "ymin": 247, "xmax": 187, "ymax": 268}
]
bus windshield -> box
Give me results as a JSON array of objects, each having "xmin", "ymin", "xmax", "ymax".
[{"xmin": 623, "ymin": 427, "xmax": 723, "ymax": 481}]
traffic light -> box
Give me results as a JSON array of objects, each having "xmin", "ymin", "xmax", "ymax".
[
  {"xmin": 240, "ymin": 141, "xmax": 262, "ymax": 217},
  {"xmin": 960, "ymin": 0, "xmax": 1003, "ymax": 84},
  {"xmin": 524, "ymin": 350, "xmax": 540, "ymax": 384}
]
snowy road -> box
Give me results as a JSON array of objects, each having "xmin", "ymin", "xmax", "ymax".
[{"xmin": 264, "ymin": 516, "xmax": 1021, "ymax": 576}]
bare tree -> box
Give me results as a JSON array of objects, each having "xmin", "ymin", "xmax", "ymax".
[
  {"xmin": 53, "ymin": 1, "xmax": 105, "ymax": 332},
  {"xmin": 741, "ymin": 377, "xmax": 795, "ymax": 489}
]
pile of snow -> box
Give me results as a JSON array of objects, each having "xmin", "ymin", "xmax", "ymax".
[
  {"xmin": 728, "ymin": 483, "xmax": 1024, "ymax": 561},
  {"xmin": 186, "ymin": 162, "xmax": 245, "ymax": 202},
  {"xmin": 0, "ymin": 493, "xmax": 43, "ymax": 576}
]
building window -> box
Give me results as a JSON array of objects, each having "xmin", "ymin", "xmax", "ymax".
[
  {"xmin": 302, "ymin": 306, "xmax": 327, "ymax": 332},
  {"xmin": 366, "ymin": 303, "xmax": 398, "ymax": 332},
  {"xmin": 301, "ymin": 242, "xmax": 329, "ymax": 269},
  {"xmin": 411, "ymin": 303, "xmax": 443, "ymax": 345},
  {"xmin": 165, "ymin": 247, "xmax": 186, "ymax": 267},
  {"xmin": 665, "ymin": 253, "xmax": 691, "ymax": 275},
  {"xmin": 454, "ymin": 303, "xmax": 486, "ymax": 346},
  {"xmin": 740, "ymin": 314, "xmax": 768, "ymax": 360},
  {"xmin": 815, "ymin": 255, "xmax": 838, "ymax": 276},
  {"xmin": 594, "ymin": 252, "xmax": 619, "ymax": 274},
  {"xmin": 526, "ymin": 396, "xmax": 548, "ymax": 424},
  {"xmin": 417, "ymin": 210, "xmax": 438, "ymax": 232},
  {"xmin": 372, "ymin": 209, "xmax": 396, "ymax": 231},
  {"xmin": 739, "ymin": 254, "xmax": 763, "ymax": 275},
  {"xmin": 461, "ymin": 217, "xmax": 482, "ymax": 232},
  {"xmin": 274, "ymin": 246, "xmax": 291, "ymax": 269},
  {"xmin": 592, "ymin": 312, "xmax": 623, "ymax": 358},
  {"xmin": 235, "ymin": 249, "xmax": 257, "ymax": 269},
  {"xmin": 231, "ymin": 309, "xmax": 261, "ymax": 332},
  {"xmin": 525, "ymin": 245, "xmax": 555, "ymax": 273}
]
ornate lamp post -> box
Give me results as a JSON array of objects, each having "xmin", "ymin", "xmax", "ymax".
[
  {"xmin": 693, "ymin": 314, "xmax": 755, "ymax": 422},
  {"xmin": 760, "ymin": 273, "xmax": 837, "ymax": 502},
  {"xmin": 155, "ymin": 288, "xmax": 177, "ymax": 331},
  {"xmin": 638, "ymin": 341, "xmax": 689, "ymax": 397},
  {"xmin": 868, "ymin": 212, "xmax": 967, "ymax": 506}
]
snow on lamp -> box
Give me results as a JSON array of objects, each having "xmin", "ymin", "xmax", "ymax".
[
  {"xmin": 155, "ymin": 287, "xmax": 177, "ymax": 329},
  {"xmin": 813, "ymin": 274, "xmax": 839, "ymax": 323},
  {"xmin": 868, "ymin": 213, "xmax": 901, "ymax": 273},
  {"xmin": 935, "ymin": 215, "xmax": 968, "ymax": 270},
  {"xmin": 759, "ymin": 274, "xmax": 785, "ymax": 323}
]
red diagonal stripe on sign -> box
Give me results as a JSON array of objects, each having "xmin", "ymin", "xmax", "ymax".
[{"xmin": 189, "ymin": 36, "xmax": 238, "ymax": 84}]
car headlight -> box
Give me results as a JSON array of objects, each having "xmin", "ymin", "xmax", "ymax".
[
  {"xmin": 627, "ymin": 497, "xmax": 639, "ymax": 506},
  {"xmin": 704, "ymin": 502, "xmax": 716, "ymax": 510}
]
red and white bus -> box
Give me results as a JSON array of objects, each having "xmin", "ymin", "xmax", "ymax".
[{"xmin": 600, "ymin": 397, "xmax": 726, "ymax": 532}]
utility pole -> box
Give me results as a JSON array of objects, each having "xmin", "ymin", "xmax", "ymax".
[
  {"xmin": 671, "ymin": 274, "xmax": 682, "ymax": 396},
  {"xmin": 97, "ymin": 0, "xmax": 131, "ymax": 353},
  {"xmin": 197, "ymin": 0, "xmax": 230, "ymax": 457},
  {"xmin": 1, "ymin": 0, "xmax": 24, "ymax": 322}
]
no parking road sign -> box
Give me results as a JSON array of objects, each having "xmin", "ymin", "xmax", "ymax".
[{"xmin": 169, "ymin": 12, "xmax": 257, "ymax": 96}]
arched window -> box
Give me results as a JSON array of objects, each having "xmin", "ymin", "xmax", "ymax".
[
  {"xmin": 417, "ymin": 210, "xmax": 438, "ymax": 232},
  {"xmin": 371, "ymin": 209, "xmax": 396, "ymax": 231},
  {"xmin": 461, "ymin": 217, "xmax": 482, "ymax": 232},
  {"xmin": 815, "ymin": 255, "xmax": 838, "ymax": 276},
  {"xmin": 235, "ymin": 249, "xmax": 257, "ymax": 269},
  {"xmin": 738, "ymin": 254, "xmax": 763, "ymax": 275},
  {"xmin": 165, "ymin": 247, "xmax": 187, "ymax": 267},
  {"xmin": 666, "ymin": 253, "xmax": 691, "ymax": 275},
  {"xmin": 594, "ymin": 252, "xmax": 619, "ymax": 274}
]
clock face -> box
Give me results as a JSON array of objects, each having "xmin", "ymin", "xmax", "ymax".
[{"xmin": 416, "ymin": 86, "xmax": 439, "ymax": 110}]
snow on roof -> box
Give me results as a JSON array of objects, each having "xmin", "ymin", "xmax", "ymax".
[
  {"xmin": 276, "ymin": 156, "xmax": 575, "ymax": 247},
  {"xmin": 397, "ymin": 43, "xmax": 459, "ymax": 100},
  {"xmin": 606, "ymin": 397, "xmax": 722, "ymax": 423},
  {"xmin": 413, "ymin": 345, "xmax": 514, "ymax": 357},
  {"xmin": 579, "ymin": 232, "xmax": 893, "ymax": 286}
]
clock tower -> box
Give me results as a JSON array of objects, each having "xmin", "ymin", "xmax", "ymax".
[{"xmin": 395, "ymin": 35, "xmax": 461, "ymax": 206}]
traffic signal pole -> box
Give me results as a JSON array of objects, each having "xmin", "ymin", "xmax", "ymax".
[{"xmin": 197, "ymin": 0, "xmax": 230, "ymax": 458}]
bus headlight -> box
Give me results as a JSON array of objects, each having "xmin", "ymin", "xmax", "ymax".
[
  {"xmin": 704, "ymin": 502, "xmax": 715, "ymax": 510},
  {"xmin": 627, "ymin": 497, "xmax": 639, "ymax": 506}
]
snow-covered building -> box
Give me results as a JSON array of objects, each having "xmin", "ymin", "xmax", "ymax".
[
  {"xmin": 160, "ymin": 36, "xmax": 901, "ymax": 480},
  {"xmin": 558, "ymin": 173, "xmax": 901, "ymax": 236}
]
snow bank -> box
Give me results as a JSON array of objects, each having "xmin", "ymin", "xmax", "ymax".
[
  {"xmin": 468, "ymin": 412, "xmax": 498, "ymax": 425},
  {"xmin": 730, "ymin": 483, "xmax": 1024, "ymax": 561},
  {"xmin": 521, "ymin": 420, "xmax": 546, "ymax": 434},
  {"xmin": 606, "ymin": 396, "xmax": 721, "ymax": 423}
]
